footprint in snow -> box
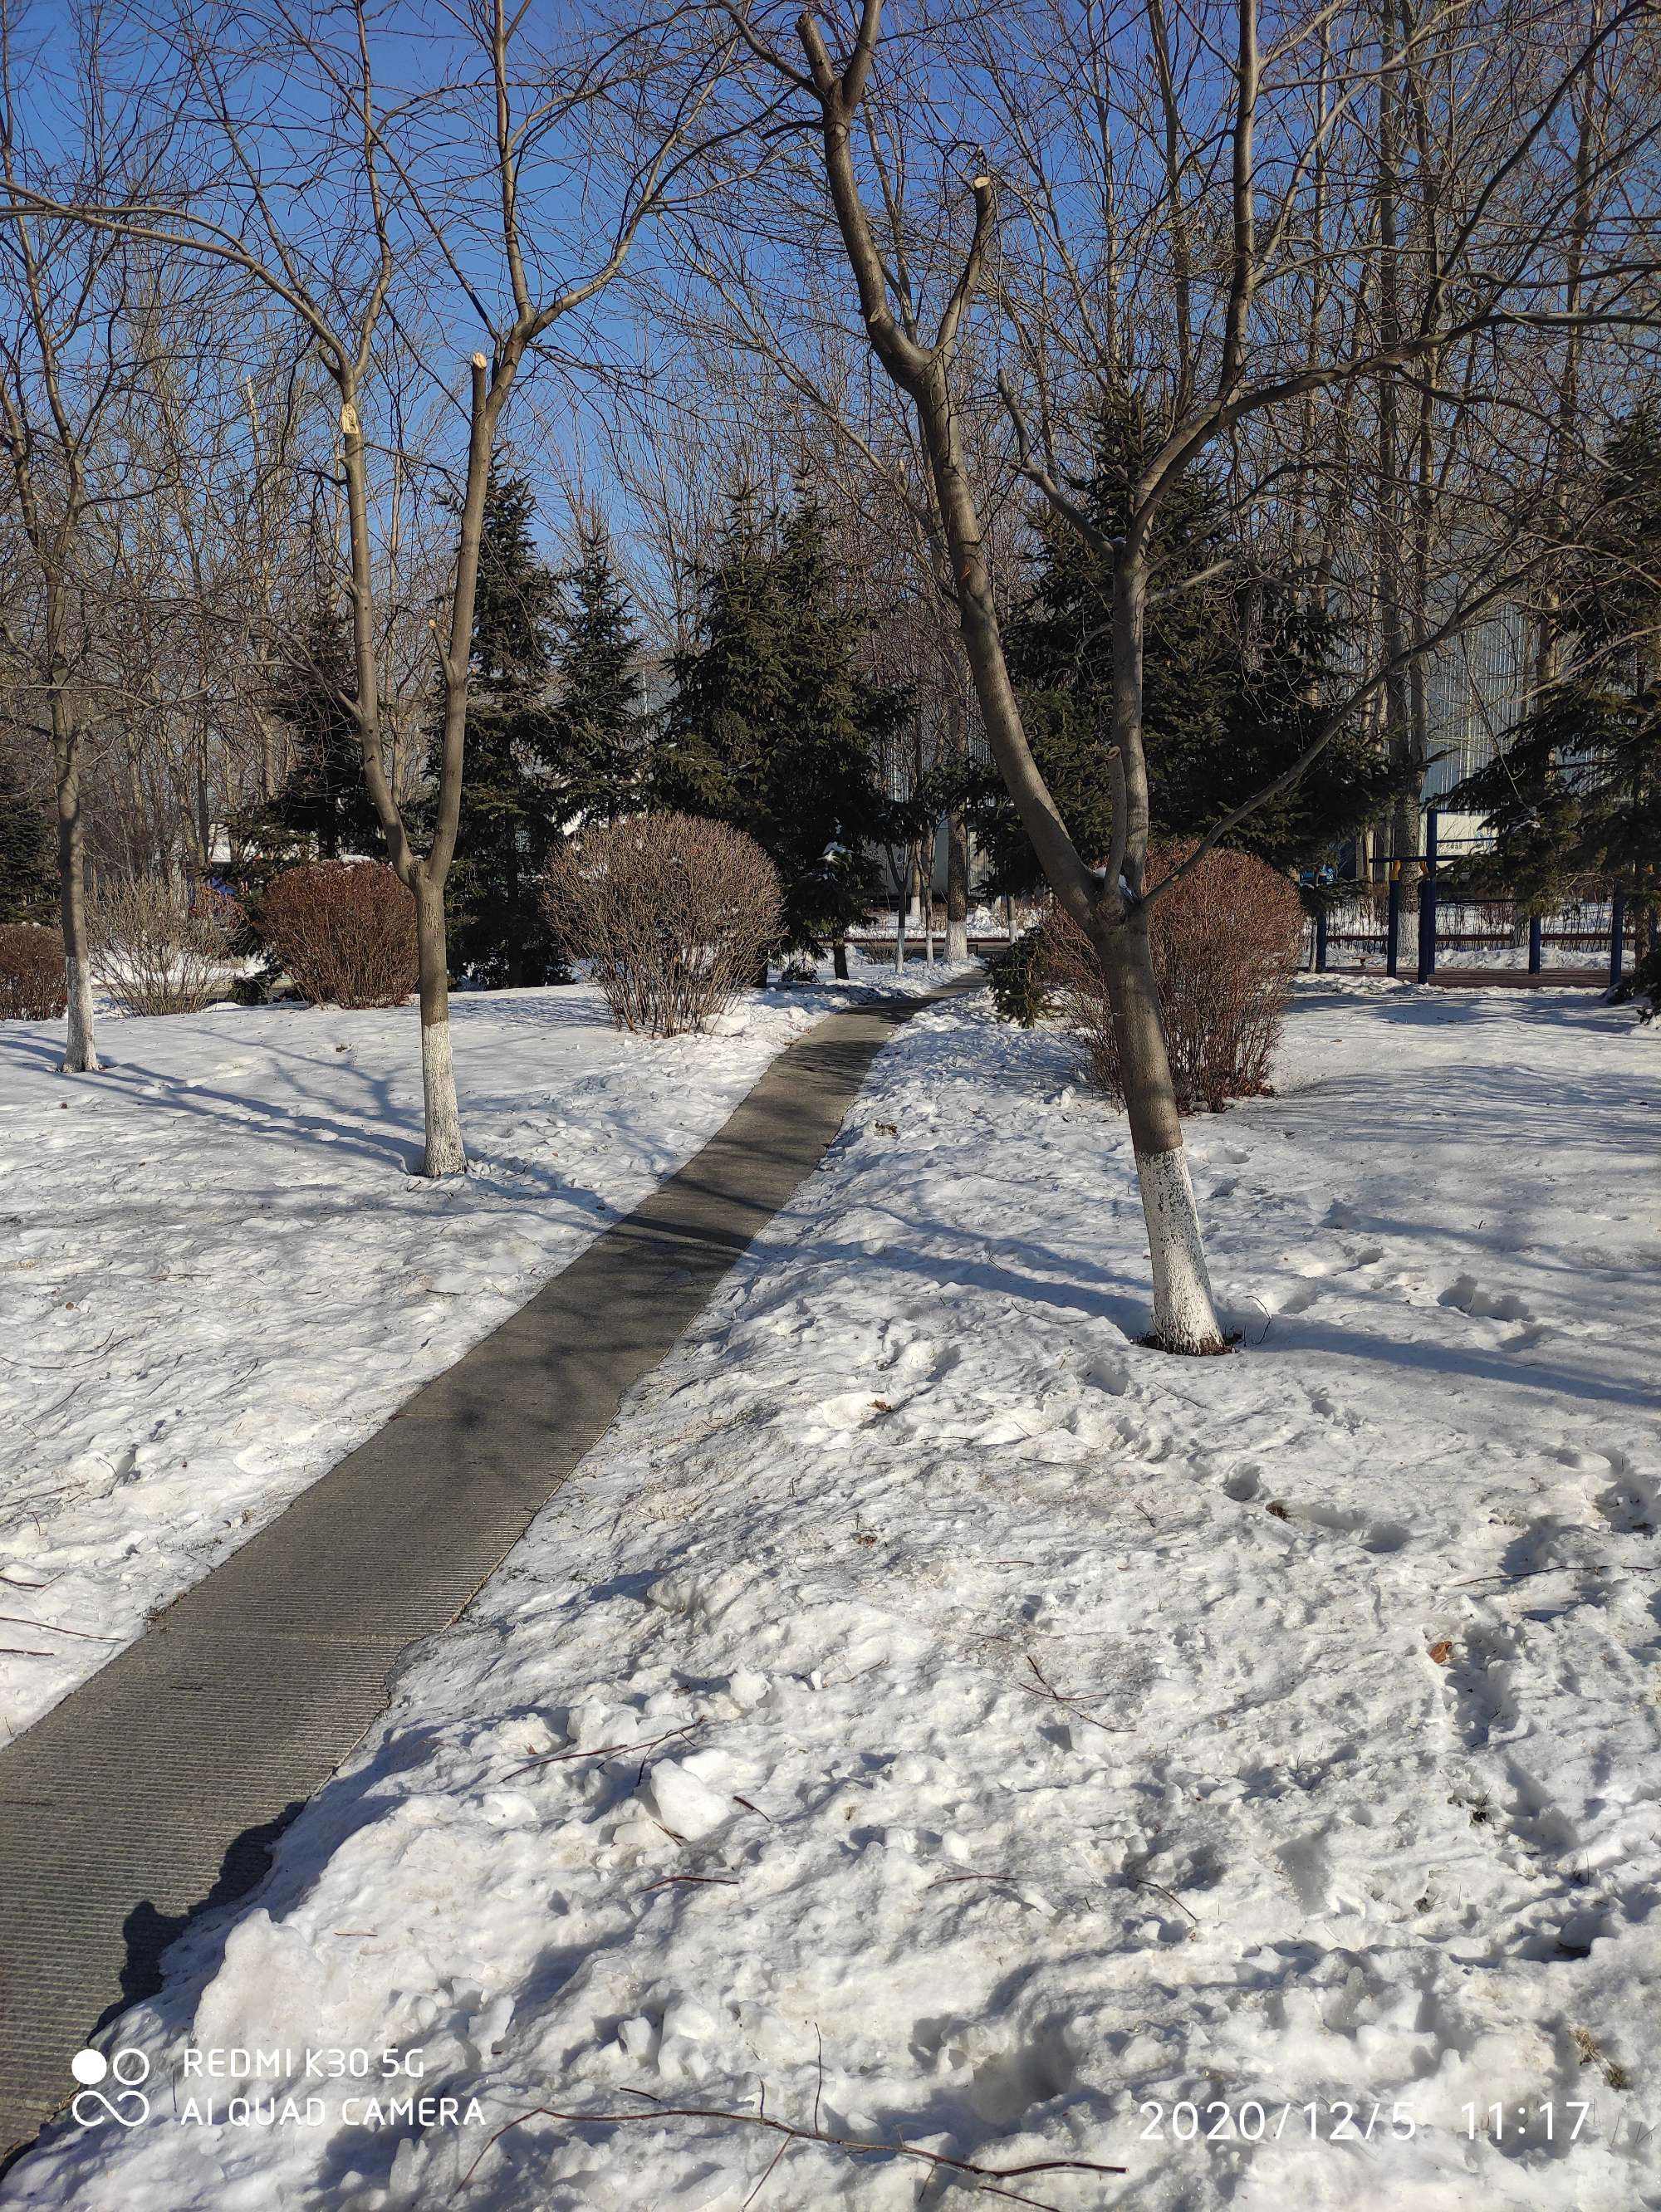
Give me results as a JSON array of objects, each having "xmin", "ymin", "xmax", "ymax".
[
  {"xmin": 1592, "ymin": 1454, "xmax": 1659, "ymax": 1534},
  {"xmin": 1437, "ymin": 1272, "xmax": 1534, "ymax": 1324},
  {"xmin": 1503, "ymin": 1321, "xmax": 1556, "ymax": 1353},
  {"xmin": 1298, "ymin": 1498, "xmax": 1411, "ymax": 1552}
]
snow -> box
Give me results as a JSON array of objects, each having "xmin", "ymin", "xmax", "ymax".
[
  {"xmin": 0, "ymin": 960, "xmax": 964, "ymax": 1738},
  {"xmin": 7, "ymin": 978, "xmax": 1659, "ymax": 2212}
]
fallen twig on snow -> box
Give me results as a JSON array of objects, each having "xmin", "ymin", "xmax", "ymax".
[
  {"xmin": 498, "ymin": 1721, "xmax": 698, "ymax": 1784},
  {"xmin": 0, "ymin": 1613, "xmax": 119, "ymax": 1641},
  {"xmin": 1454, "ymin": 1562, "xmax": 1661, "ymax": 1590},
  {"xmin": 458, "ymin": 2087, "xmax": 1125, "ymax": 2205},
  {"xmin": 1019, "ymin": 1652, "xmax": 1123, "ymax": 1735},
  {"xmin": 1129, "ymin": 1877, "xmax": 1199, "ymax": 1930}
]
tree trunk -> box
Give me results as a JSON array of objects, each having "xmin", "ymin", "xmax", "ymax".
[
  {"xmin": 414, "ymin": 873, "xmax": 464, "ymax": 1177},
  {"xmin": 52, "ymin": 705, "xmax": 98, "ymax": 1075},
  {"xmin": 919, "ymin": 365, "xmax": 1222, "ymax": 1349},
  {"xmin": 1102, "ymin": 550, "xmax": 1226, "ymax": 1353},
  {"xmin": 946, "ymin": 802, "xmax": 969, "ymax": 962},
  {"xmin": 797, "ymin": 49, "xmax": 1222, "ymax": 1349},
  {"xmin": 503, "ymin": 839, "xmax": 524, "ymax": 989},
  {"xmin": 1090, "ymin": 908, "xmax": 1219, "ymax": 1350},
  {"xmin": 833, "ymin": 935, "xmax": 849, "ymax": 979},
  {"xmin": 1375, "ymin": 0, "xmax": 1417, "ymax": 872}
]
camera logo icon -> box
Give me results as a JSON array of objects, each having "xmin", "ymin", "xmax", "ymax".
[{"xmin": 70, "ymin": 2048, "xmax": 150, "ymax": 2127}]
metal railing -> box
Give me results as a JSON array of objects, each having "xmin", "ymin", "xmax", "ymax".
[{"xmin": 1306, "ymin": 809, "xmax": 1637, "ymax": 986}]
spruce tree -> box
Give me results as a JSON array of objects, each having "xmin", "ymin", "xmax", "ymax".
[
  {"xmin": 981, "ymin": 395, "xmax": 1399, "ymax": 892},
  {"xmin": 1450, "ymin": 402, "xmax": 1661, "ymax": 933},
  {"xmin": 262, "ymin": 599, "xmax": 383, "ymax": 860},
  {"xmin": 0, "ymin": 751, "xmax": 56, "ymax": 923},
  {"xmin": 537, "ymin": 525, "xmax": 644, "ymax": 826},
  {"xmin": 433, "ymin": 466, "xmax": 566, "ymax": 987},
  {"xmin": 654, "ymin": 490, "xmax": 895, "ymax": 952}
]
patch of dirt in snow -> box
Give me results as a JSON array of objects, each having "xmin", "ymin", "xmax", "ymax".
[{"xmin": 10, "ymin": 981, "xmax": 1659, "ymax": 2212}]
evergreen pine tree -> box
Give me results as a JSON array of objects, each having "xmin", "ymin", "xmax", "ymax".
[
  {"xmin": 1450, "ymin": 403, "xmax": 1661, "ymax": 942},
  {"xmin": 981, "ymin": 395, "xmax": 1400, "ymax": 892},
  {"xmin": 433, "ymin": 465, "xmax": 567, "ymax": 987},
  {"xmin": 537, "ymin": 524, "xmax": 644, "ymax": 826},
  {"xmin": 0, "ymin": 750, "xmax": 56, "ymax": 923},
  {"xmin": 654, "ymin": 490, "xmax": 895, "ymax": 952},
  {"xmin": 262, "ymin": 599, "xmax": 383, "ymax": 860}
]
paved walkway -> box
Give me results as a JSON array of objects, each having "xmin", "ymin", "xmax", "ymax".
[{"xmin": 0, "ymin": 981, "xmax": 977, "ymax": 2160}]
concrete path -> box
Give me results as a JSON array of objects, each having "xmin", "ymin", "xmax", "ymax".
[{"xmin": 0, "ymin": 980, "xmax": 977, "ymax": 2161}]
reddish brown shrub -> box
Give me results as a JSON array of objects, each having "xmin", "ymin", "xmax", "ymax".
[
  {"xmin": 543, "ymin": 813, "xmax": 782, "ymax": 1038},
  {"xmin": 0, "ymin": 923, "xmax": 66, "ymax": 1020},
  {"xmin": 259, "ymin": 860, "xmax": 418, "ymax": 1008},
  {"xmin": 1043, "ymin": 843, "xmax": 1303, "ymax": 1113}
]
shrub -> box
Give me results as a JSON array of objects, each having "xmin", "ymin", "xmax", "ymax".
[
  {"xmin": 1044, "ymin": 844, "xmax": 1303, "ymax": 1112},
  {"xmin": 88, "ymin": 879, "xmax": 241, "ymax": 1016},
  {"xmin": 0, "ymin": 922, "xmax": 66, "ymax": 1020},
  {"xmin": 544, "ymin": 812, "xmax": 782, "ymax": 1038},
  {"xmin": 987, "ymin": 927, "xmax": 1056, "ymax": 1027},
  {"xmin": 258, "ymin": 860, "xmax": 419, "ymax": 1009}
]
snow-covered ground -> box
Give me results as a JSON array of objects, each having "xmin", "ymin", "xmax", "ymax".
[
  {"xmin": 9, "ymin": 980, "xmax": 1659, "ymax": 2211},
  {"xmin": 0, "ymin": 962, "xmax": 964, "ymax": 1739}
]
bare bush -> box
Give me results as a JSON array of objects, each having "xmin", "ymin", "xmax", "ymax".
[
  {"xmin": 258, "ymin": 861, "xmax": 419, "ymax": 1010},
  {"xmin": 87, "ymin": 879, "xmax": 241, "ymax": 1016},
  {"xmin": 1044, "ymin": 846, "xmax": 1303, "ymax": 1113},
  {"xmin": 544, "ymin": 813, "xmax": 782, "ymax": 1038},
  {"xmin": 0, "ymin": 923, "xmax": 66, "ymax": 1020}
]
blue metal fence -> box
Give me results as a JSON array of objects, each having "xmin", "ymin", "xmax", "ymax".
[{"xmin": 1306, "ymin": 808, "xmax": 1638, "ymax": 986}]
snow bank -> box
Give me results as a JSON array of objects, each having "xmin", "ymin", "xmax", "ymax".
[
  {"xmin": 7, "ymin": 979, "xmax": 1657, "ymax": 2210},
  {"xmin": 0, "ymin": 963, "xmax": 960, "ymax": 1737}
]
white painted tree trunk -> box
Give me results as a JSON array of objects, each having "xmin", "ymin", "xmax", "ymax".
[
  {"xmin": 894, "ymin": 892, "xmax": 906, "ymax": 971},
  {"xmin": 947, "ymin": 918, "xmax": 969, "ymax": 962},
  {"xmin": 62, "ymin": 952, "xmax": 99, "ymax": 1074},
  {"xmin": 1136, "ymin": 1146, "xmax": 1223, "ymax": 1353},
  {"xmin": 420, "ymin": 1013, "xmax": 466, "ymax": 1178}
]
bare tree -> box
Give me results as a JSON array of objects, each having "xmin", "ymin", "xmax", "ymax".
[
  {"xmin": 4, "ymin": 0, "xmax": 730, "ymax": 1172},
  {"xmin": 728, "ymin": 0, "xmax": 1661, "ymax": 1351},
  {"xmin": 0, "ymin": 12, "xmax": 155, "ymax": 1071}
]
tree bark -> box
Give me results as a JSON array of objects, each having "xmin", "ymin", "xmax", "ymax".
[
  {"xmin": 1090, "ymin": 907, "xmax": 1218, "ymax": 1345},
  {"xmin": 1375, "ymin": 0, "xmax": 1417, "ymax": 869},
  {"xmin": 52, "ymin": 699, "xmax": 99, "ymax": 1074},
  {"xmin": 414, "ymin": 872, "xmax": 464, "ymax": 1177},
  {"xmin": 946, "ymin": 804, "xmax": 969, "ymax": 961}
]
